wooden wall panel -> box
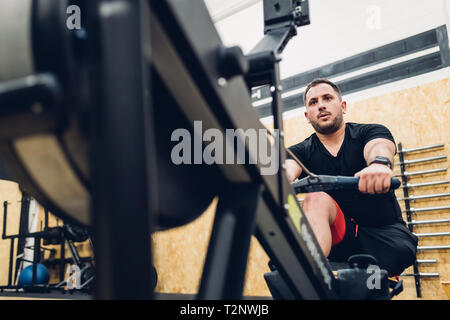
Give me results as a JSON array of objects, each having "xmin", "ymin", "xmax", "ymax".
[
  {"xmin": 152, "ymin": 198, "xmax": 272, "ymax": 296},
  {"xmin": 152, "ymin": 199, "xmax": 217, "ymax": 294},
  {"xmin": 0, "ymin": 181, "xmax": 22, "ymax": 286}
]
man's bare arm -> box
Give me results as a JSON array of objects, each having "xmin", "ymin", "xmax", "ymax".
[
  {"xmin": 355, "ymin": 138, "xmax": 396, "ymax": 194},
  {"xmin": 285, "ymin": 159, "xmax": 303, "ymax": 182},
  {"xmin": 363, "ymin": 138, "xmax": 396, "ymax": 166}
]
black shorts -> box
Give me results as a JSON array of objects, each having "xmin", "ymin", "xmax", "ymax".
[{"xmin": 328, "ymin": 213, "xmax": 418, "ymax": 276}]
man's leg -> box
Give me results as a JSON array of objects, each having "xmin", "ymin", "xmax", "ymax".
[
  {"xmin": 357, "ymin": 223, "xmax": 418, "ymax": 276},
  {"xmin": 302, "ymin": 192, "xmax": 338, "ymax": 257}
]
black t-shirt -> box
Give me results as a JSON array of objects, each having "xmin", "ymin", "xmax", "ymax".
[{"xmin": 289, "ymin": 122, "xmax": 404, "ymax": 227}]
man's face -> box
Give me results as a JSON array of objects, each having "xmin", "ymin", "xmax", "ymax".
[{"xmin": 304, "ymin": 83, "xmax": 346, "ymax": 134}]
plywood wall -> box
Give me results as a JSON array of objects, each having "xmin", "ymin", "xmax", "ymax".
[
  {"xmin": 152, "ymin": 198, "xmax": 272, "ymax": 296},
  {"xmin": 152, "ymin": 77, "xmax": 450, "ymax": 299},
  {"xmin": 0, "ymin": 181, "xmax": 22, "ymax": 286}
]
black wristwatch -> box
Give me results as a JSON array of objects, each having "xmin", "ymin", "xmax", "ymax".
[{"xmin": 369, "ymin": 156, "xmax": 392, "ymax": 169}]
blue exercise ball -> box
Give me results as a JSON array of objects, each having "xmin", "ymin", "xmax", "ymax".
[{"xmin": 18, "ymin": 264, "xmax": 50, "ymax": 286}]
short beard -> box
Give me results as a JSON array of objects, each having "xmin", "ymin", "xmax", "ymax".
[{"xmin": 310, "ymin": 113, "xmax": 344, "ymax": 134}]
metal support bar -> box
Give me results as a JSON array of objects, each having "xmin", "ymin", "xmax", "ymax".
[
  {"xmin": 400, "ymin": 273, "xmax": 440, "ymax": 277},
  {"xmin": 32, "ymin": 237, "xmax": 41, "ymax": 286},
  {"xmin": 397, "ymin": 142, "xmax": 421, "ymax": 298},
  {"xmin": 403, "ymin": 180, "xmax": 450, "ymax": 189},
  {"xmin": 394, "ymin": 168, "xmax": 447, "ymax": 177},
  {"xmin": 417, "ymin": 245, "xmax": 450, "ymax": 251},
  {"xmin": 8, "ymin": 238, "xmax": 14, "ymax": 286},
  {"xmin": 413, "ymin": 231, "xmax": 450, "ymax": 237},
  {"xmin": 249, "ymin": 27, "xmax": 296, "ymax": 59},
  {"xmin": 88, "ymin": 0, "xmax": 155, "ymax": 299},
  {"xmin": 395, "ymin": 155, "xmax": 447, "ymax": 166},
  {"xmin": 398, "ymin": 192, "xmax": 450, "ymax": 202},
  {"xmin": 407, "ymin": 218, "xmax": 450, "ymax": 225},
  {"xmin": 246, "ymin": 4, "xmax": 301, "ymax": 216},
  {"xmin": 271, "ymin": 64, "xmax": 286, "ymax": 209},
  {"xmin": 399, "ymin": 143, "xmax": 444, "ymax": 154},
  {"xmin": 198, "ymin": 184, "xmax": 261, "ymax": 300},
  {"xmin": 59, "ymin": 241, "xmax": 65, "ymax": 283},
  {"xmin": 66, "ymin": 240, "xmax": 81, "ymax": 267},
  {"xmin": 2, "ymin": 201, "xmax": 8, "ymax": 239},
  {"xmin": 416, "ymin": 259, "xmax": 437, "ymax": 264},
  {"xmin": 403, "ymin": 205, "xmax": 450, "ymax": 213}
]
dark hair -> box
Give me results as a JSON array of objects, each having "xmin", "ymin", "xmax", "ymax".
[{"xmin": 303, "ymin": 78, "xmax": 342, "ymax": 105}]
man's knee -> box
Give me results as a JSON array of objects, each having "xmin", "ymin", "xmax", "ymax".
[
  {"xmin": 302, "ymin": 192, "xmax": 337, "ymax": 223},
  {"xmin": 303, "ymin": 191, "xmax": 332, "ymax": 207}
]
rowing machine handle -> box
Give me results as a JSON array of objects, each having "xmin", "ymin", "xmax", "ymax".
[
  {"xmin": 336, "ymin": 176, "xmax": 401, "ymax": 190},
  {"xmin": 291, "ymin": 175, "xmax": 402, "ymax": 194}
]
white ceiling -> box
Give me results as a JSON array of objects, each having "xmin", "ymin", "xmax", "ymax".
[{"xmin": 204, "ymin": 0, "xmax": 261, "ymax": 22}]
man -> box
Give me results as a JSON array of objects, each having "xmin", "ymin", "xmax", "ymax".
[{"xmin": 285, "ymin": 78, "xmax": 417, "ymax": 276}]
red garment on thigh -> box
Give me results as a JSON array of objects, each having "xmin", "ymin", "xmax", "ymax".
[{"xmin": 330, "ymin": 199, "xmax": 346, "ymax": 246}]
